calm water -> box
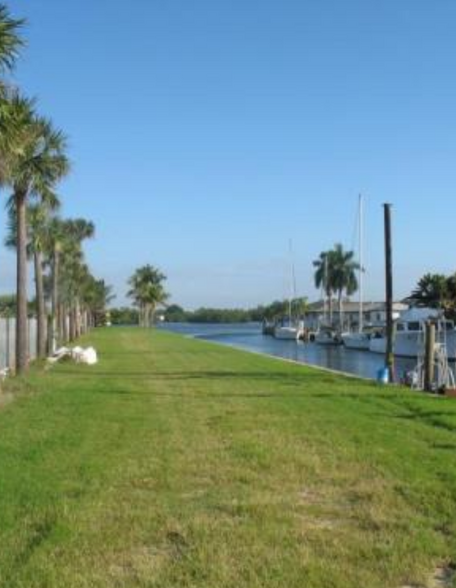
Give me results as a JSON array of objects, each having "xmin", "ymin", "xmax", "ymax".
[{"xmin": 158, "ymin": 322, "xmax": 417, "ymax": 381}]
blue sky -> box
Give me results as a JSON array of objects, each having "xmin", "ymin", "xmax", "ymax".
[{"xmin": 3, "ymin": 0, "xmax": 456, "ymax": 308}]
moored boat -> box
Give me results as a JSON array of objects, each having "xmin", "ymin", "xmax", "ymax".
[{"xmin": 369, "ymin": 308, "xmax": 456, "ymax": 360}]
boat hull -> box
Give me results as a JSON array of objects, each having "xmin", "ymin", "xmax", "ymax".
[
  {"xmin": 315, "ymin": 331, "xmax": 341, "ymax": 345},
  {"xmin": 369, "ymin": 331, "xmax": 456, "ymax": 360},
  {"xmin": 342, "ymin": 333, "xmax": 371, "ymax": 350},
  {"xmin": 274, "ymin": 326, "xmax": 302, "ymax": 340}
]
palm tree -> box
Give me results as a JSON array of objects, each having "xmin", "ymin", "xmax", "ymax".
[
  {"xmin": 46, "ymin": 217, "xmax": 94, "ymax": 350},
  {"xmin": 408, "ymin": 274, "xmax": 449, "ymax": 309},
  {"xmin": 313, "ymin": 250, "xmax": 336, "ymax": 322},
  {"xmin": 0, "ymin": 5, "xmax": 24, "ymax": 73},
  {"xmin": 0, "ymin": 5, "xmax": 26, "ymax": 180},
  {"xmin": 314, "ymin": 245, "xmax": 359, "ymax": 326},
  {"xmin": 5, "ymin": 197, "xmax": 59, "ymax": 358},
  {"xmin": 127, "ymin": 265, "xmax": 168, "ymax": 327},
  {"xmin": 5, "ymin": 113, "xmax": 69, "ymax": 372},
  {"xmin": 81, "ymin": 277, "xmax": 115, "ymax": 328},
  {"xmin": 330, "ymin": 243, "xmax": 359, "ymax": 326}
]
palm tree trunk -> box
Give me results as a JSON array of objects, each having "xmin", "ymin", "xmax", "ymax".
[
  {"xmin": 15, "ymin": 190, "xmax": 28, "ymax": 374},
  {"xmin": 59, "ymin": 303, "xmax": 65, "ymax": 343},
  {"xmin": 69, "ymin": 306, "xmax": 76, "ymax": 341},
  {"xmin": 75, "ymin": 299, "xmax": 82, "ymax": 337},
  {"xmin": 34, "ymin": 250, "xmax": 47, "ymax": 359},
  {"xmin": 338, "ymin": 291, "xmax": 343, "ymax": 330},
  {"xmin": 51, "ymin": 246, "xmax": 59, "ymax": 351}
]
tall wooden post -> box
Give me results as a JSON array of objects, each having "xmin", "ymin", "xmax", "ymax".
[
  {"xmin": 384, "ymin": 203, "xmax": 395, "ymax": 382},
  {"xmin": 424, "ymin": 321, "xmax": 436, "ymax": 392}
]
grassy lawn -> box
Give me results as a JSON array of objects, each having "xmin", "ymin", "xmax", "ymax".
[{"xmin": 0, "ymin": 328, "xmax": 455, "ymax": 587}]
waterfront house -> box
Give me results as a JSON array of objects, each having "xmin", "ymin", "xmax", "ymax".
[{"xmin": 303, "ymin": 300, "xmax": 409, "ymax": 331}]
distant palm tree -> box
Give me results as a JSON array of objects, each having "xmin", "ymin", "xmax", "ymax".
[
  {"xmin": 314, "ymin": 244, "xmax": 359, "ymax": 326},
  {"xmin": 330, "ymin": 243, "xmax": 359, "ymax": 325},
  {"xmin": 128, "ymin": 265, "xmax": 168, "ymax": 327},
  {"xmin": 46, "ymin": 217, "xmax": 94, "ymax": 349},
  {"xmin": 5, "ymin": 114, "xmax": 69, "ymax": 372},
  {"xmin": 313, "ymin": 250, "xmax": 335, "ymax": 322}
]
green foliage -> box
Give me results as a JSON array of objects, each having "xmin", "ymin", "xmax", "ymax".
[
  {"xmin": 0, "ymin": 293, "xmax": 35, "ymax": 316},
  {"xmin": 409, "ymin": 272, "xmax": 456, "ymax": 319},
  {"xmin": 0, "ymin": 4, "xmax": 25, "ymax": 73},
  {"xmin": 127, "ymin": 265, "xmax": 168, "ymax": 326},
  {"xmin": 313, "ymin": 243, "xmax": 359, "ymax": 300},
  {"xmin": 164, "ymin": 304, "xmax": 187, "ymax": 322},
  {"xmin": 110, "ymin": 307, "xmax": 139, "ymax": 325},
  {"xmin": 163, "ymin": 298, "xmax": 308, "ymax": 323}
]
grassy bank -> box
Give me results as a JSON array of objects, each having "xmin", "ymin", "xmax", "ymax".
[{"xmin": 0, "ymin": 328, "xmax": 455, "ymax": 587}]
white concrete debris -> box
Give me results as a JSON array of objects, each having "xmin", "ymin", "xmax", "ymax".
[
  {"xmin": 47, "ymin": 346, "xmax": 98, "ymax": 366},
  {"xmin": 71, "ymin": 346, "xmax": 98, "ymax": 365}
]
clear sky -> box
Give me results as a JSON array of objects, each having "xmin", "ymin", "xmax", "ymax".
[{"xmin": 3, "ymin": 0, "xmax": 456, "ymax": 308}]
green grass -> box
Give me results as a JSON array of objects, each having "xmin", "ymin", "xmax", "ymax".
[{"xmin": 0, "ymin": 327, "xmax": 455, "ymax": 587}]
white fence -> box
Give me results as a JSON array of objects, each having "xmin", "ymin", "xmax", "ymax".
[{"xmin": 0, "ymin": 318, "xmax": 38, "ymax": 370}]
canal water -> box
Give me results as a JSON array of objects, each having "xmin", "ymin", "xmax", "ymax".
[{"xmin": 158, "ymin": 322, "xmax": 417, "ymax": 381}]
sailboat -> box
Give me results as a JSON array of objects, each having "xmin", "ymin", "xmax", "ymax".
[
  {"xmin": 274, "ymin": 242, "xmax": 305, "ymax": 341},
  {"xmin": 342, "ymin": 195, "xmax": 371, "ymax": 350}
]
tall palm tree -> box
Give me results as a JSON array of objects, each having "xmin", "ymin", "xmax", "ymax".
[
  {"xmin": 330, "ymin": 243, "xmax": 359, "ymax": 326},
  {"xmin": 127, "ymin": 265, "xmax": 168, "ymax": 327},
  {"xmin": 5, "ymin": 196, "xmax": 59, "ymax": 358},
  {"xmin": 313, "ymin": 250, "xmax": 336, "ymax": 322},
  {"xmin": 81, "ymin": 277, "xmax": 115, "ymax": 328},
  {"xmin": 45, "ymin": 217, "xmax": 94, "ymax": 350},
  {"xmin": 5, "ymin": 113, "xmax": 69, "ymax": 372},
  {"xmin": 314, "ymin": 245, "xmax": 359, "ymax": 326}
]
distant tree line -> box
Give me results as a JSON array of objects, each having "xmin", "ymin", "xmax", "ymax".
[{"xmin": 163, "ymin": 298, "xmax": 308, "ymax": 324}]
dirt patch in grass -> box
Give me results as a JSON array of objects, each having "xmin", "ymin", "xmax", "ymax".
[{"xmin": 401, "ymin": 563, "xmax": 456, "ymax": 588}]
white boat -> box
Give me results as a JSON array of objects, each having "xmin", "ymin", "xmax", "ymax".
[
  {"xmin": 315, "ymin": 324, "xmax": 341, "ymax": 345},
  {"xmin": 342, "ymin": 330, "xmax": 371, "ymax": 350},
  {"xmin": 274, "ymin": 321, "xmax": 305, "ymax": 340},
  {"xmin": 369, "ymin": 308, "xmax": 456, "ymax": 360}
]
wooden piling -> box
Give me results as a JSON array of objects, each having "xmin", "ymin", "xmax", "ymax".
[
  {"xmin": 424, "ymin": 321, "xmax": 436, "ymax": 392},
  {"xmin": 383, "ymin": 203, "xmax": 395, "ymax": 383}
]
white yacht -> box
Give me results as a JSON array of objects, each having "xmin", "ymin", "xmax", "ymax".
[
  {"xmin": 274, "ymin": 320, "xmax": 305, "ymax": 340},
  {"xmin": 342, "ymin": 330, "xmax": 371, "ymax": 350},
  {"xmin": 369, "ymin": 308, "xmax": 456, "ymax": 360},
  {"xmin": 315, "ymin": 324, "xmax": 341, "ymax": 345}
]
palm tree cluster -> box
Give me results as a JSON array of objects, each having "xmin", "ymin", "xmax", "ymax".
[
  {"xmin": 407, "ymin": 273, "xmax": 456, "ymax": 319},
  {"xmin": 313, "ymin": 243, "xmax": 359, "ymax": 324},
  {"xmin": 0, "ymin": 5, "xmax": 112, "ymax": 373},
  {"xmin": 127, "ymin": 265, "xmax": 168, "ymax": 327}
]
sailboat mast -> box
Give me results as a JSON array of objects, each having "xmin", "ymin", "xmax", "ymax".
[
  {"xmin": 358, "ymin": 194, "xmax": 364, "ymax": 333},
  {"xmin": 288, "ymin": 239, "xmax": 295, "ymax": 323}
]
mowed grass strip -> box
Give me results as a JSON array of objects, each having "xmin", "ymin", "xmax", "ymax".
[{"xmin": 0, "ymin": 328, "xmax": 455, "ymax": 587}]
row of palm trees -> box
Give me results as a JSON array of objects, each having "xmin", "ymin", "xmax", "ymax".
[
  {"xmin": 313, "ymin": 243, "xmax": 359, "ymax": 323},
  {"xmin": 127, "ymin": 265, "xmax": 168, "ymax": 327},
  {"xmin": 0, "ymin": 5, "xmax": 111, "ymax": 373}
]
